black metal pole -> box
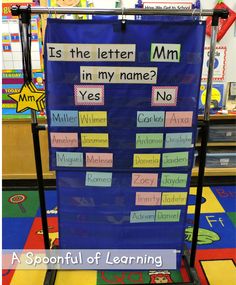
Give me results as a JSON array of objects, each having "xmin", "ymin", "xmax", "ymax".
[
  {"xmin": 13, "ymin": 5, "xmax": 51, "ymax": 250},
  {"xmin": 189, "ymin": 10, "xmax": 227, "ymax": 267},
  {"xmin": 190, "ymin": 120, "xmax": 209, "ymax": 267},
  {"xmin": 31, "ymin": 124, "xmax": 51, "ymax": 250}
]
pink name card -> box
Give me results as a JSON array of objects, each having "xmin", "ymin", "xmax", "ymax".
[
  {"xmin": 50, "ymin": 132, "xmax": 78, "ymax": 148},
  {"xmin": 165, "ymin": 111, "xmax": 193, "ymax": 127},
  {"xmin": 136, "ymin": 192, "xmax": 162, "ymax": 206},
  {"xmin": 132, "ymin": 173, "xmax": 158, "ymax": 187},
  {"xmin": 86, "ymin": 153, "xmax": 113, "ymax": 167}
]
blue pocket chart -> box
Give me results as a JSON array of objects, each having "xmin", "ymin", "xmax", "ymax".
[{"xmin": 45, "ymin": 18, "xmax": 205, "ymax": 268}]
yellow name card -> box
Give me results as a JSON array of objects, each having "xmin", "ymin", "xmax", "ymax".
[
  {"xmin": 162, "ymin": 192, "xmax": 187, "ymax": 205},
  {"xmin": 79, "ymin": 111, "xmax": 107, "ymax": 127},
  {"xmin": 81, "ymin": 133, "xmax": 109, "ymax": 148},
  {"xmin": 133, "ymin": 154, "xmax": 160, "ymax": 168}
]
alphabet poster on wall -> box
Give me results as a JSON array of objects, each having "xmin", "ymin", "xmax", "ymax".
[
  {"xmin": 45, "ymin": 18, "xmax": 205, "ymax": 268},
  {"xmin": 2, "ymin": 11, "xmax": 44, "ymax": 118}
]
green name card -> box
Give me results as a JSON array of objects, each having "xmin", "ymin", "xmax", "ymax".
[
  {"xmin": 85, "ymin": 172, "xmax": 112, "ymax": 187},
  {"xmin": 130, "ymin": 210, "xmax": 155, "ymax": 223},
  {"xmin": 137, "ymin": 111, "xmax": 164, "ymax": 128},
  {"xmin": 56, "ymin": 152, "xmax": 83, "ymax": 167},
  {"xmin": 165, "ymin": 133, "xmax": 192, "ymax": 148},
  {"xmin": 155, "ymin": 209, "xmax": 181, "ymax": 222},
  {"xmin": 136, "ymin": 133, "xmax": 163, "ymax": 149},
  {"xmin": 162, "ymin": 152, "xmax": 189, "ymax": 168},
  {"xmin": 161, "ymin": 173, "xmax": 188, "ymax": 188}
]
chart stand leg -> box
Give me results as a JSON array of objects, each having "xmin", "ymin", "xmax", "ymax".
[{"xmin": 44, "ymin": 270, "xmax": 57, "ymax": 285}]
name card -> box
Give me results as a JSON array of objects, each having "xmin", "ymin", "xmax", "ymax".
[
  {"xmin": 50, "ymin": 132, "xmax": 78, "ymax": 148},
  {"xmin": 135, "ymin": 192, "xmax": 161, "ymax": 206},
  {"xmin": 155, "ymin": 210, "xmax": 181, "ymax": 222},
  {"xmin": 161, "ymin": 192, "xmax": 187, "ymax": 205},
  {"xmin": 162, "ymin": 152, "xmax": 189, "ymax": 168},
  {"xmin": 51, "ymin": 110, "xmax": 78, "ymax": 127},
  {"xmin": 86, "ymin": 153, "xmax": 113, "ymax": 167},
  {"xmin": 165, "ymin": 111, "xmax": 193, "ymax": 127},
  {"xmin": 132, "ymin": 173, "xmax": 158, "ymax": 187},
  {"xmin": 136, "ymin": 133, "xmax": 163, "ymax": 149},
  {"xmin": 137, "ymin": 111, "xmax": 164, "ymax": 128},
  {"xmin": 85, "ymin": 172, "xmax": 112, "ymax": 187},
  {"xmin": 152, "ymin": 86, "xmax": 178, "ymax": 106},
  {"xmin": 56, "ymin": 152, "xmax": 83, "ymax": 167},
  {"xmin": 74, "ymin": 85, "xmax": 104, "ymax": 106},
  {"xmin": 81, "ymin": 133, "xmax": 109, "ymax": 148},
  {"xmin": 133, "ymin": 154, "xmax": 160, "ymax": 168},
  {"xmin": 79, "ymin": 111, "xmax": 107, "ymax": 127},
  {"xmin": 165, "ymin": 133, "xmax": 192, "ymax": 148},
  {"xmin": 161, "ymin": 173, "xmax": 188, "ymax": 188},
  {"xmin": 130, "ymin": 210, "xmax": 155, "ymax": 223}
]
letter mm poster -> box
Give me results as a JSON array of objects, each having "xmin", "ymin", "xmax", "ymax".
[{"xmin": 45, "ymin": 18, "xmax": 205, "ymax": 268}]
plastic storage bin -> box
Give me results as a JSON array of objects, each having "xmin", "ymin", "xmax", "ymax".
[
  {"xmin": 206, "ymin": 148, "xmax": 236, "ymax": 168},
  {"xmin": 208, "ymin": 125, "xmax": 236, "ymax": 142}
]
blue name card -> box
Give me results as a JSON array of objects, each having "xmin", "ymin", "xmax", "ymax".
[{"xmin": 51, "ymin": 110, "xmax": 79, "ymax": 127}]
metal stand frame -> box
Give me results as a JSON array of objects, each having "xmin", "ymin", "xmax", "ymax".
[{"xmin": 11, "ymin": 6, "xmax": 229, "ymax": 285}]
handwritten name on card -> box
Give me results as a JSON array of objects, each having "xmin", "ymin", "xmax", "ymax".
[
  {"xmin": 136, "ymin": 133, "xmax": 163, "ymax": 149},
  {"xmin": 85, "ymin": 172, "xmax": 112, "ymax": 187},
  {"xmin": 86, "ymin": 153, "xmax": 113, "ymax": 168},
  {"xmin": 81, "ymin": 133, "xmax": 109, "ymax": 148},
  {"xmin": 137, "ymin": 111, "xmax": 165, "ymax": 128},
  {"xmin": 130, "ymin": 210, "xmax": 155, "ymax": 223},
  {"xmin": 165, "ymin": 133, "xmax": 192, "ymax": 148},
  {"xmin": 161, "ymin": 192, "xmax": 187, "ymax": 205},
  {"xmin": 56, "ymin": 152, "xmax": 83, "ymax": 167},
  {"xmin": 132, "ymin": 173, "xmax": 158, "ymax": 187},
  {"xmin": 133, "ymin": 154, "xmax": 160, "ymax": 168},
  {"xmin": 161, "ymin": 173, "xmax": 188, "ymax": 188},
  {"xmin": 165, "ymin": 111, "xmax": 193, "ymax": 127},
  {"xmin": 79, "ymin": 111, "xmax": 107, "ymax": 127},
  {"xmin": 50, "ymin": 110, "xmax": 78, "ymax": 127},
  {"xmin": 152, "ymin": 86, "xmax": 178, "ymax": 106},
  {"xmin": 162, "ymin": 152, "xmax": 189, "ymax": 168},
  {"xmin": 135, "ymin": 192, "xmax": 161, "ymax": 206},
  {"xmin": 50, "ymin": 132, "xmax": 78, "ymax": 148},
  {"xmin": 155, "ymin": 209, "xmax": 181, "ymax": 222},
  {"xmin": 74, "ymin": 85, "xmax": 104, "ymax": 106}
]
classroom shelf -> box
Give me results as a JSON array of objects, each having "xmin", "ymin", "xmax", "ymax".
[
  {"xmin": 192, "ymin": 167, "xmax": 236, "ymax": 177},
  {"xmin": 195, "ymin": 142, "xmax": 236, "ymax": 147},
  {"xmin": 198, "ymin": 114, "xmax": 236, "ymax": 120}
]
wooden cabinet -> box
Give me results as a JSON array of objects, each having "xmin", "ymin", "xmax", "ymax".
[{"xmin": 2, "ymin": 118, "xmax": 55, "ymax": 179}]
